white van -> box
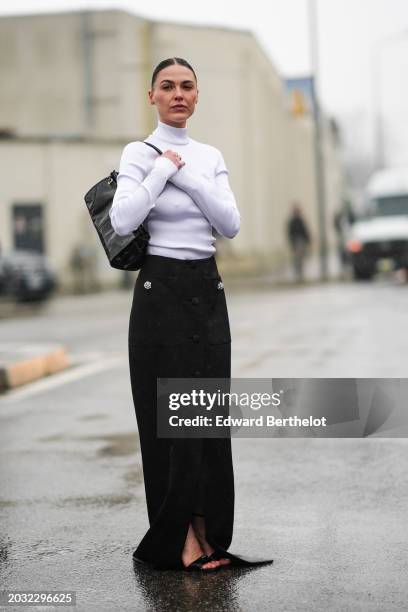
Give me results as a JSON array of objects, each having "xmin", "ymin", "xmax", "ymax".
[{"xmin": 346, "ymin": 166, "xmax": 408, "ymax": 279}]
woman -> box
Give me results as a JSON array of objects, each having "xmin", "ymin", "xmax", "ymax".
[{"xmin": 110, "ymin": 58, "xmax": 272, "ymax": 572}]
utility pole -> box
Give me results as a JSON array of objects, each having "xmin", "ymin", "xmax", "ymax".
[
  {"xmin": 308, "ymin": 0, "xmax": 328, "ymax": 281},
  {"xmin": 372, "ymin": 42, "xmax": 385, "ymax": 170}
]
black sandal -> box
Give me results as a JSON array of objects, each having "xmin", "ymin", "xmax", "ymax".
[{"xmin": 183, "ymin": 553, "xmax": 221, "ymax": 573}]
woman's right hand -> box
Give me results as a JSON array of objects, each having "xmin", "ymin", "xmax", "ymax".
[{"xmin": 161, "ymin": 150, "xmax": 185, "ymax": 170}]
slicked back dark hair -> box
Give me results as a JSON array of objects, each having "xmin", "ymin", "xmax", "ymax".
[{"xmin": 151, "ymin": 57, "xmax": 197, "ymax": 88}]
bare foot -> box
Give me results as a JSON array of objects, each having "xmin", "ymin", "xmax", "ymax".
[
  {"xmin": 216, "ymin": 557, "xmax": 232, "ymax": 566},
  {"xmin": 191, "ymin": 515, "xmax": 231, "ymax": 566},
  {"xmin": 182, "ymin": 523, "xmax": 221, "ymax": 570}
]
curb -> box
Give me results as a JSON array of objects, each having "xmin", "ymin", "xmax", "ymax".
[{"xmin": 0, "ymin": 345, "xmax": 70, "ymax": 393}]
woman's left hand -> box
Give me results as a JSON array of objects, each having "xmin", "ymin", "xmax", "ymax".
[{"xmin": 162, "ymin": 150, "xmax": 186, "ymax": 170}]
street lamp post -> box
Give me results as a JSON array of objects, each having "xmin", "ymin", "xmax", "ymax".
[{"xmin": 308, "ymin": 0, "xmax": 328, "ymax": 281}]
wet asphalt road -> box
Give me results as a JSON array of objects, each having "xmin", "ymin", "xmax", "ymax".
[{"xmin": 1, "ymin": 277, "xmax": 408, "ymax": 611}]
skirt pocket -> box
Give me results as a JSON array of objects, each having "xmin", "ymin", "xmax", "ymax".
[{"xmin": 129, "ymin": 275, "xmax": 190, "ymax": 347}]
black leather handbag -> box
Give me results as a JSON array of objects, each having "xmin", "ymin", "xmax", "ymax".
[{"xmin": 84, "ymin": 141, "xmax": 163, "ymax": 271}]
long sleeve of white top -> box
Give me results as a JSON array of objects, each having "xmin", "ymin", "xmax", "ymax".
[
  {"xmin": 109, "ymin": 143, "xmax": 178, "ymax": 236},
  {"xmin": 168, "ymin": 151, "xmax": 241, "ymax": 239}
]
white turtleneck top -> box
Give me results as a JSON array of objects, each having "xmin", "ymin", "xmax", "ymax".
[{"xmin": 109, "ymin": 120, "xmax": 241, "ymax": 259}]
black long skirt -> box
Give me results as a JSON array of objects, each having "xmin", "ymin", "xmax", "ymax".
[{"xmin": 128, "ymin": 254, "xmax": 272, "ymax": 570}]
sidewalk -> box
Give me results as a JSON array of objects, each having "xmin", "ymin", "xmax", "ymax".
[{"xmin": 226, "ymin": 251, "xmax": 344, "ymax": 291}]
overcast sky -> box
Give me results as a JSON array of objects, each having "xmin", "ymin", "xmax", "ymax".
[{"xmin": 2, "ymin": 0, "xmax": 408, "ymax": 163}]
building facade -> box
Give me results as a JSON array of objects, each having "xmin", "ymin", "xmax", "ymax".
[{"xmin": 0, "ymin": 9, "xmax": 344, "ymax": 290}]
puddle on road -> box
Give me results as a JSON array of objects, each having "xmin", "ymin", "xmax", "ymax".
[
  {"xmin": 1, "ymin": 487, "xmax": 141, "ymax": 511},
  {"xmin": 0, "ymin": 500, "xmax": 19, "ymax": 507},
  {"xmin": 38, "ymin": 433, "xmax": 66, "ymax": 442},
  {"xmin": 38, "ymin": 432, "xmax": 140, "ymax": 458},
  {"xmin": 58, "ymin": 493, "xmax": 135, "ymax": 508},
  {"xmin": 91, "ymin": 433, "xmax": 139, "ymax": 457},
  {"xmin": 123, "ymin": 469, "xmax": 143, "ymax": 486}
]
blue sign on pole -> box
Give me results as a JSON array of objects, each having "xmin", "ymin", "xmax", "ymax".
[{"xmin": 284, "ymin": 76, "xmax": 317, "ymax": 117}]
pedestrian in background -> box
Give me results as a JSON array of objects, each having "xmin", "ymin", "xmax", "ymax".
[{"xmin": 287, "ymin": 203, "xmax": 312, "ymax": 282}]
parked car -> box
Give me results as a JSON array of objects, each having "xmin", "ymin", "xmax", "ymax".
[
  {"xmin": 346, "ymin": 167, "xmax": 408, "ymax": 280},
  {"xmin": 0, "ymin": 250, "xmax": 58, "ymax": 302}
]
